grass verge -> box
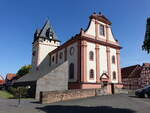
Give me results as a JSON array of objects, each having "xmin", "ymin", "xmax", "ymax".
[{"xmin": 0, "ymin": 90, "xmax": 14, "ymax": 99}]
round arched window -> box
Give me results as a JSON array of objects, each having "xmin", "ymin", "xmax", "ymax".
[
  {"xmin": 70, "ymin": 47, "xmax": 74, "ymax": 56},
  {"xmin": 89, "ymin": 51, "xmax": 94, "ymax": 60}
]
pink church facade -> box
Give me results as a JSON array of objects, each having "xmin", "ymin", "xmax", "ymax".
[{"xmin": 47, "ymin": 13, "xmax": 122, "ymax": 90}]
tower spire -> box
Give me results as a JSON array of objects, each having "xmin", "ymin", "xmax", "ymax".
[{"xmin": 33, "ymin": 19, "xmax": 60, "ymax": 43}]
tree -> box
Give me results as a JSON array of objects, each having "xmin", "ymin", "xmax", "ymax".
[
  {"xmin": 142, "ymin": 17, "xmax": 150, "ymax": 54},
  {"xmin": 16, "ymin": 65, "xmax": 32, "ymax": 78}
]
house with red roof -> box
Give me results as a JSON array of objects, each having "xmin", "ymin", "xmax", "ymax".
[
  {"xmin": 5, "ymin": 73, "xmax": 16, "ymax": 86},
  {"xmin": 0, "ymin": 75, "xmax": 5, "ymax": 85}
]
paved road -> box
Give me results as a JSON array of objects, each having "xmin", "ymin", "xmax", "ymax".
[{"xmin": 0, "ymin": 94, "xmax": 150, "ymax": 113}]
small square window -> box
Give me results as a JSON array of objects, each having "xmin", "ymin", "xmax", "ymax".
[{"xmin": 100, "ymin": 24, "xmax": 105, "ymax": 36}]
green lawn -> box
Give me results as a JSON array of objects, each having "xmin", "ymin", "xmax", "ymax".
[{"xmin": 0, "ymin": 90, "xmax": 14, "ymax": 99}]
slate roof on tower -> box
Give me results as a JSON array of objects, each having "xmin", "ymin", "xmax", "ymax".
[{"xmin": 33, "ymin": 20, "xmax": 60, "ymax": 43}]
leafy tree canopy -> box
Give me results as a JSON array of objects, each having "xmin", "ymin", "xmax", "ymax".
[
  {"xmin": 142, "ymin": 17, "xmax": 150, "ymax": 54},
  {"xmin": 16, "ymin": 65, "xmax": 32, "ymax": 78}
]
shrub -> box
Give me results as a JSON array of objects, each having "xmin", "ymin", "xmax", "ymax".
[{"xmin": 8, "ymin": 87, "xmax": 28, "ymax": 98}]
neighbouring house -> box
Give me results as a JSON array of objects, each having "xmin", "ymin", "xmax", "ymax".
[
  {"xmin": 121, "ymin": 65, "xmax": 142, "ymax": 90},
  {"xmin": 16, "ymin": 12, "xmax": 123, "ymax": 99},
  {"xmin": 5, "ymin": 73, "xmax": 16, "ymax": 87},
  {"xmin": 121, "ymin": 63, "xmax": 150, "ymax": 90},
  {"xmin": 140, "ymin": 63, "xmax": 150, "ymax": 87},
  {"xmin": 0, "ymin": 75, "xmax": 5, "ymax": 89}
]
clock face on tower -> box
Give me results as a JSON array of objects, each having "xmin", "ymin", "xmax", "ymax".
[{"xmin": 70, "ymin": 47, "xmax": 74, "ymax": 56}]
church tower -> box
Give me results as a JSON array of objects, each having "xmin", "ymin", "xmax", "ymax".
[{"xmin": 32, "ymin": 20, "xmax": 60, "ymax": 71}]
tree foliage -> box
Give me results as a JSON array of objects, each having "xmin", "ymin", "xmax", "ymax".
[
  {"xmin": 142, "ymin": 17, "xmax": 150, "ymax": 54},
  {"xmin": 16, "ymin": 65, "xmax": 32, "ymax": 78}
]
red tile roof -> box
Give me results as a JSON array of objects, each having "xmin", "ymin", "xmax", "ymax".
[
  {"xmin": 143, "ymin": 63, "xmax": 150, "ymax": 67},
  {"xmin": 121, "ymin": 65, "xmax": 142, "ymax": 78},
  {"xmin": 0, "ymin": 80, "xmax": 5, "ymax": 85},
  {"xmin": 6, "ymin": 73, "xmax": 16, "ymax": 80}
]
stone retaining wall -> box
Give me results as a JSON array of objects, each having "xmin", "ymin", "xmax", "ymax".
[
  {"xmin": 40, "ymin": 87, "xmax": 129, "ymax": 104},
  {"xmin": 40, "ymin": 89, "xmax": 97, "ymax": 104}
]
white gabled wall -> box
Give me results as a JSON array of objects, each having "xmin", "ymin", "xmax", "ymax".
[
  {"xmin": 107, "ymin": 26, "xmax": 116, "ymax": 43},
  {"xmin": 86, "ymin": 42, "xmax": 96, "ymax": 83},
  {"xmin": 84, "ymin": 18, "xmax": 117, "ymax": 44},
  {"xmin": 85, "ymin": 19, "xmax": 96, "ymax": 37}
]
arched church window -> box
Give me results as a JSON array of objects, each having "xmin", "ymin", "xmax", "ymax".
[
  {"xmin": 89, "ymin": 51, "xmax": 94, "ymax": 60},
  {"xmin": 69, "ymin": 63, "xmax": 74, "ymax": 79},
  {"xmin": 113, "ymin": 71, "xmax": 116, "ymax": 80},
  {"xmin": 90, "ymin": 69, "xmax": 94, "ymax": 79},
  {"xmin": 70, "ymin": 47, "xmax": 74, "ymax": 56},
  {"xmin": 112, "ymin": 55, "xmax": 115, "ymax": 64}
]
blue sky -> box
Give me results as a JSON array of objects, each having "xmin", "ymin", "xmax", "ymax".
[{"xmin": 0, "ymin": 0, "xmax": 149, "ymax": 77}]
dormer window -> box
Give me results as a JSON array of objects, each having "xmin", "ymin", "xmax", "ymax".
[{"xmin": 100, "ymin": 24, "xmax": 105, "ymax": 36}]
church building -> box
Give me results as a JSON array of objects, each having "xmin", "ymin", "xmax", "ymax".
[{"xmin": 17, "ymin": 12, "xmax": 122, "ymax": 99}]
